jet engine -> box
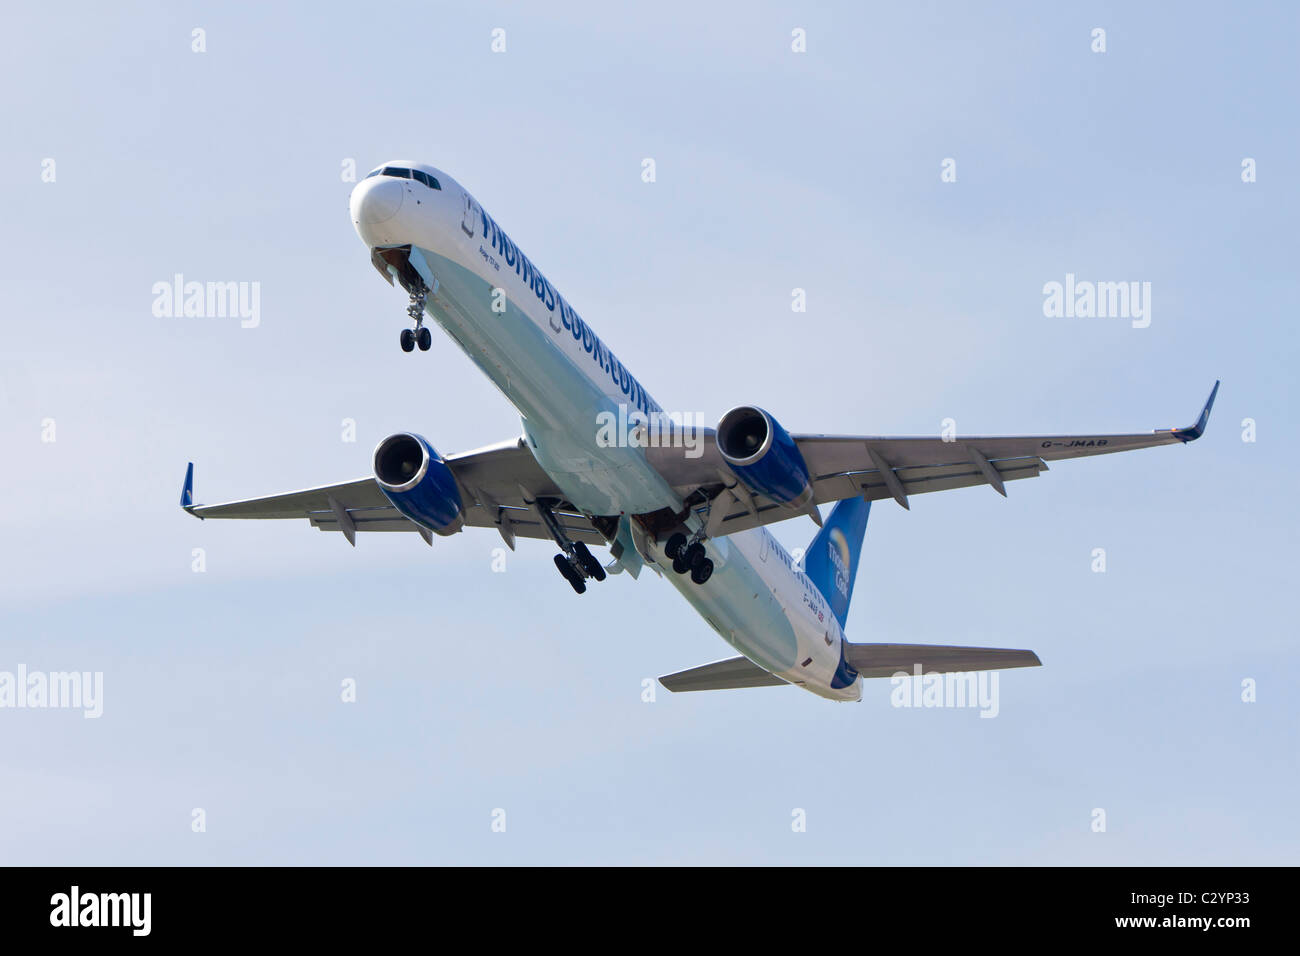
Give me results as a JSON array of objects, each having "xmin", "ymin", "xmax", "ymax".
[
  {"xmin": 715, "ymin": 406, "xmax": 815, "ymax": 508},
  {"xmin": 372, "ymin": 432, "xmax": 465, "ymax": 535}
]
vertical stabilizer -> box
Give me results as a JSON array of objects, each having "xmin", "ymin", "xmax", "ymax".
[{"xmin": 803, "ymin": 497, "xmax": 870, "ymax": 627}]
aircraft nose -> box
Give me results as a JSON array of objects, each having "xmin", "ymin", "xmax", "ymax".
[{"xmin": 351, "ymin": 177, "xmax": 404, "ymax": 226}]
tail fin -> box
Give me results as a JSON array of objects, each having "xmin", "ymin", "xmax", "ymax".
[{"xmin": 803, "ymin": 497, "xmax": 870, "ymax": 628}]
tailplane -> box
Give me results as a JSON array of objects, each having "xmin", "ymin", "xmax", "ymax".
[
  {"xmin": 843, "ymin": 643, "xmax": 1041, "ymax": 678},
  {"xmin": 659, "ymin": 656, "xmax": 788, "ymax": 692}
]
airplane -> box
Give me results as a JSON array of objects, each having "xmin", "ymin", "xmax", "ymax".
[{"xmin": 180, "ymin": 160, "xmax": 1218, "ymax": 702}]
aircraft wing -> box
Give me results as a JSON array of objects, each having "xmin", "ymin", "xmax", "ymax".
[
  {"xmin": 181, "ymin": 437, "xmax": 606, "ymax": 547},
  {"xmin": 647, "ymin": 381, "xmax": 1218, "ymax": 537}
]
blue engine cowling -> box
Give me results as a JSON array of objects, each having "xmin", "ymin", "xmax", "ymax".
[
  {"xmin": 372, "ymin": 432, "xmax": 465, "ymax": 535},
  {"xmin": 716, "ymin": 406, "xmax": 814, "ymax": 507}
]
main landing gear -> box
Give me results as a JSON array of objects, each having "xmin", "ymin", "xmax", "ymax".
[
  {"xmin": 537, "ymin": 498, "xmax": 607, "ymax": 595},
  {"xmin": 400, "ymin": 287, "xmax": 432, "ymax": 352},
  {"xmin": 553, "ymin": 542, "xmax": 605, "ymax": 594},
  {"xmin": 665, "ymin": 532, "xmax": 713, "ymax": 585}
]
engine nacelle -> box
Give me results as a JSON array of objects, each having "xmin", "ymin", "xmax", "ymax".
[
  {"xmin": 716, "ymin": 406, "xmax": 814, "ymax": 507},
  {"xmin": 372, "ymin": 432, "xmax": 465, "ymax": 535}
]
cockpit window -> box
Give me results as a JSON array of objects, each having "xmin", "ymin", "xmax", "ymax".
[{"xmin": 372, "ymin": 166, "xmax": 441, "ymax": 188}]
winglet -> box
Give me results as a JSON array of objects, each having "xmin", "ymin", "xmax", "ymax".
[
  {"xmin": 1172, "ymin": 380, "xmax": 1220, "ymax": 443},
  {"xmin": 180, "ymin": 462, "xmax": 200, "ymax": 517}
]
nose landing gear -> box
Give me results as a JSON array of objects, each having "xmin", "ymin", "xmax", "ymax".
[{"xmin": 400, "ymin": 288, "xmax": 432, "ymax": 352}]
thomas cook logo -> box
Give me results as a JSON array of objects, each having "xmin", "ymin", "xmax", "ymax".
[{"xmin": 828, "ymin": 528, "xmax": 851, "ymax": 598}]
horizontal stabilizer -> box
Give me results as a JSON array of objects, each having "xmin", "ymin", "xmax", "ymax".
[
  {"xmin": 844, "ymin": 643, "xmax": 1041, "ymax": 679},
  {"xmin": 659, "ymin": 656, "xmax": 788, "ymax": 692}
]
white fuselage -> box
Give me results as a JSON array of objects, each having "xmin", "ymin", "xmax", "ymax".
[{"xmin": 351, "ymin": 162, "xmax": 861, "ymax": 701}]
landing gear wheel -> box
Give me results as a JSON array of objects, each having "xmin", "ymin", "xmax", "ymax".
[
  {"xmin": 690, "ymin": 558, "xmax": 714, "ymax": 585},
  {"xmin": 573, "ymin": 542, "xmax": 606, "ymax": 582},
  {"xmin": 665, "ymin": 533, "xmax": 687, "ymax": 561},
  {"xmin": 400, "ymin": 328, "xmax": 416, "ymax": 352},
  {"xmin": 417, "ymin": 327, "xmax": 432, "ymax": 351},
  {"xmin": 675, "ymin": 542, "xmax": 705, "ymax": 575},
  {"xmin": 553, "ymin": 554, "xmax": 586, "ymax": 594}
]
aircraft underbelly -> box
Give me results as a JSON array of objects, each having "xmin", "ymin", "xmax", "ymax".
[{"xmin": 414, "ymin": 246, "xmax": 679, "ymax": 516}]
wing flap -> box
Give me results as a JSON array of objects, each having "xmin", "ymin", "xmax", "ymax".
[
  {"xmin": 699, "ymin": 455, "xmax": 1048, "ymax": 537},
  {"xmin": 659, "ymin": 656, "xmax": 789, "ymax": 692},
  {"xmin": 442, "ymin": 504, "xmax": 607, "ymax": 544},
  {"xmin": 309, "ymin": 514, "xmax": 424, "ymax": 533},
  {"xmin": 815, "ymin": 454, "xmax": 1047, "ymax": 504}
]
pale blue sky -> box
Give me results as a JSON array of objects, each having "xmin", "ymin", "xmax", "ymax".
[{"xmin": 1, "ymin": 1, "xmax": 1295, "ymax": 863}]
